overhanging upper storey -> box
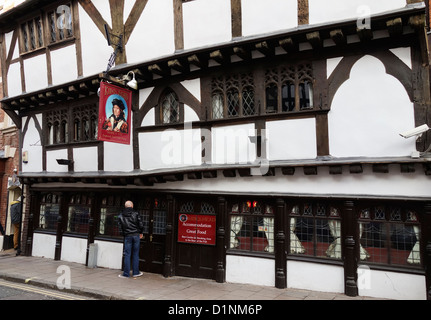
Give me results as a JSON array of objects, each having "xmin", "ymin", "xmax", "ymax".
[{"xmin": 1, "ymin": 2, "xmax": 428, "ymax": 123}]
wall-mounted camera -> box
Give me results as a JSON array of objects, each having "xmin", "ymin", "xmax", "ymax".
[{"xmin": 399, "ymin": 124, "xmax": 429, "ymax": 139}]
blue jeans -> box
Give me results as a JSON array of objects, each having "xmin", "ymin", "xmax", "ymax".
[{"xmin": 122, "ymin": 235, "xmax": 140, "ymax": 277}]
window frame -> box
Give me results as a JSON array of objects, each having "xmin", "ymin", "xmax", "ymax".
[
  {"xmin": 358, "ymin": 204, "xmax": 423, "ymax": 268},
  {"xmin": 44, "ymin": 101, "xmax": 98, "ymax": 146},
  {"xmin": 288, "ymin": 201, "xmax": 342, "ymax": 260},
  {"xmin": 157, "ymin": 88, "xmax": 184, "ymax": 125},
  {"xmin": 228, "ymin": 200, "xmax": 275, "ymax": 255},
  {"xmin": 18, "ymin": 2, "xmax": 75, "ymax": 55},
  {"xmin": 210, "ymin": 72, "xmax": 256, "ymax": 120}
]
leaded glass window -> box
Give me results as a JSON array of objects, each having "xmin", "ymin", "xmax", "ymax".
[
  {"xmin": 359, "ymin": 205, "xmax": 421, "ymax": 266},
  {"xmin": 229, "ymin": 200, "xmax": 274, "ymax": 254},
  {"xmin": 39, "ymin": 193, "xmax": 60, "ymax": 231},
  {"xmin": 289, "ymin": 202, "xmax": 342, "ymax": 259},
  {"xmin": 161, "ymin": 91, "xmax": 180, "ymax": 124},
  {"xmin": 210, "ymin": 72, "xmax": 255, "ymax": 119}
]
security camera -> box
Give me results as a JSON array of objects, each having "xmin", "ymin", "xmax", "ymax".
[{"xmin": 399, "ymin": 124, "xmax": 430, "ymax": 139}]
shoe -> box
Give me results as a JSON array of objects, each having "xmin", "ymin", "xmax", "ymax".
[
  {"xmin": 132, "ymin": 272, "xmax": 143, "ymax": 277},
  {"xmin": 118, "ymin": 274, "xmax": 129, "ymax": 278}
]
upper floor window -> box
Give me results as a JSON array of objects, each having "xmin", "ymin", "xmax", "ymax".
[
  {"xmin": 45, "ymin": 103, "xmax": 98, "ymax": 146},
  {"xmin": 265, "ymin": 63, "xmax": 314, "ymax": 113},
  {"xmin": 19, "ymin": 3, "xmax": 74, "ymax": 54},
  {"xmin": 211, "ymin": 73, "xmax": 255, "ymax": 119},
  {"xmin": 160, "ymin": 90, "xmax": 180, "ymax": 124},
  {"xmin": 47, "ymin": 4, "xmax": 74, "ymax": 44}
]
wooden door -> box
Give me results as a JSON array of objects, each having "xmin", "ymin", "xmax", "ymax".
[{"xmin": 138, "ymin": 197, "xmax": 167, "ymax": 274}]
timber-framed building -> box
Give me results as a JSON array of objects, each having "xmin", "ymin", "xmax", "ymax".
[{"xmin": 1, "ymin": 0, "xmax": 431, "ymax": 300}]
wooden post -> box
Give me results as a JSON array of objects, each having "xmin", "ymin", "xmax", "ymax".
[
  {"xmin": 24, "ymin": 191, "xmax": 37, "ymax": 256},
  {"xmin": 423, "ymin": 203, "xmax": 431, "ymax": 300},
  {"xmin": 163, "ymin": 195, "xmax": 175, "ymax": 278},
  {"xmin": 343, "ymin": 200, "xmax": 358, "ymax": 296},
  {"xmin": 275, "ymin": 198, "xmax": 287, "ymax": 289},
  {"xmin": 216, "ymin": 196, "xmax": 227, "ymax": 283}
]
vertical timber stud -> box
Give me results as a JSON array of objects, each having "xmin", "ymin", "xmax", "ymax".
[
  {"xmin": 424, "ymin": 203, "xmax": 431, "ymax": 300},
  {"xmin": 163, "ymin": 195, "xmax": 175, "ymax": 278},
  {"xmin": 231, "ymin": 0, "xmax": 242, "ymax": 38},
  {"xmin": 343, "ymin": 200, "xmax": 358, "ymax": 296},
  {"xmin": 216, "ymin": 196, "xmax": 227, "ymax": 283},
  {"xmin": 54, "ymin": 193, "xmax": 67, "ymax": 261},
  {"xmin": 275, "ymin": 198, "xmax": 287, "ymax": 289},
  {"xmin": 24, "ymin": 191, "xmax": 37, "ymax": 256}
]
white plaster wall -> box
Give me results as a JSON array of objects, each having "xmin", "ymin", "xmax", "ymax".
[
  {"xmin": 358, "ymin": 268, "xmax": 426, "ymax": 300},
  {"xmin": 309, "ymin": 0, "xmax": 407, "ymax": 25},
  {"xmin": 126, "ymin": 0, "xmax": 175, "ymax": 64},
  {"xmin": 50, "ymin": 45, "xmax": 78, "ymax": 86},
  {"xmin": 266, "ymin": 118, "xmax": 317, "ymax": 160},
  {"xmin": 149, "ymin": 164, "xmax": 431, "ymax": 199},
  {"xmin": 103, "ymin": 114, "xmax": 134, "ymax": 172},
  {"xmin": 78, "ymin": 2, "xmax": 113, "ymax": 77},
  {"xmin": 226, "ymin": 255, "xmax": 275, "ymax": 286},
  {"xmin": 287, "ymin": 260, "xmax": 344, "ymax": 293},
  {"xmin": 212, "ymin": 123, "xmax": 256, "ymax": 164},
  {"xmin": 139, "ymin": 128, "xmax": 202, "ymax": 170},
  {"xmin": 5, "ymin": 31, "xmax": 19, "ymax": 60},
  {"xmin": 22, "ymin": 115, "xmax": 43, "ymax": 173},
  {"xmin": 32, "ymin": 233, "xmax": 56, "ymax": 259},
  {"xmin": 73, "ymin": 147, "xmax": 98, "ymax": 172},
  {"xmin": 7, "ymin": 62, "xmax": 22, "ymax": 97},
  {"xmin": 183, "ymin": 0, "xmax": 231, "ymax": 50},
  {"xmin": 94, "ymin": 240, "xmax": 123, "ymax": 269},
  {"xmin": 141, "ymin": 108, "xmax": 155, "ymax": 127},
  {"xmin": 23, "ymin": 54, "xmax": 48, "ymax": 93},
  {"xmin": 241, "ymin": 0, "xmax": 297, "ymax": 37},
  {"xmin": 46, "ymin": 149, "xmax": 69, "ymax": 173},
  {"xmin": 60, "ymin": 236, "xmax": 87, "ymax": 264},
  {"xmin": 328, "ymin": 55, "xmax": 415, "ymax": 158}
]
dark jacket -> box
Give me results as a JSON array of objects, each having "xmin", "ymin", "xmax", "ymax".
[
  {"xmin": 10, "ymin": 200, "xmax": 21, "ymax": 224},
  {"xmin": 118, "ymin": 207, "xmax": 144, "ymax": 237}
]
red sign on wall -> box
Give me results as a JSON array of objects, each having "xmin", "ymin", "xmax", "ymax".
[
  {"xmin": 178, "ymin": 214, "xmax": 216, "ymax": 245},
  {"xmin": 98, "ymin": 82, "xmax": 132, "ymax": 145}
]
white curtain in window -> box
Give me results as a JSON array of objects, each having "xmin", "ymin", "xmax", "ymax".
[
  {"xmin": 290, "ymin": 218, "xmax": 305, "ymax": 254},
  {"xmin": 326, "ymin": 220, "xmax": 341, "ymax": 258},
  {"xmin": 230, "ymin": 216, "xmax": 243, "ymax": 248},
  {"xmin": 359, "ymin": 223, "xmax": 370, "ymax": 260},
  {"xmin": 407, "ymin": 226, "xmax": 421, "ymax": 264},
  {"xmin": 263, "ymin": 218, "xmax": 274, "ymax": 253}
]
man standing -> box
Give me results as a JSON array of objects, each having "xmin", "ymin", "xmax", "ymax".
[
  {"xmin": 10, "ymin": 196, "xmax": 21, "ymax": 251},
  {"xmin": 118, "ymin": 200, "xmax": 144, "ymax": 278}
]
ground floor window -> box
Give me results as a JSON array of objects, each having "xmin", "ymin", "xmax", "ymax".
[
  {"xmin": 39, "ymin": 193, "xmax": 60, "ymax": 231},
  {"xmin": 289, "ymin": 202, "xmax": 342, "ymax": 259},
  {"xmin": 66, "ymin": 193, "xmax": 91, "ymax": 234},
  {"xmin": 358, "ymin": 205, "xmax": 421, "ymax": 266},
  {"xmin": 229, "ymin": 200, "xmax": 274, "ymax": 253}
]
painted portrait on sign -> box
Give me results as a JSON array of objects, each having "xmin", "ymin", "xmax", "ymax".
[{"xmin": 98, "ymin": 82, "xmax": 132, "ymax": 145}]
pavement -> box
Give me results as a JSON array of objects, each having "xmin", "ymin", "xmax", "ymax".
[{"xmin": 0, "ymin": 249, "xmax": 386, "ymax": 301}]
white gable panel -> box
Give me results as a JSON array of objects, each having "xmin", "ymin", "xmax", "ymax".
[
  {"xmin": 51, "ymin": 45, "xmax": 78, "ymax": 86},
  {"xmin": 126, "ymin": 0, "xmax": 175, "ymax": 64},
  {"xmin": 22, "ymin": 116, "xmax": 43, "ymax": 173},
  {"xmin": 183, "ymin": 0, "xmax": 231, "ymax": 50},
  {"xmin": 78, "ymin": 3, "xmax": 113, "ymax": 77},
  {"xmin": 328, "ymin": 55, "xmax": 415, "ymax": 158},
  {"xmin": 6, "ymin": 62, "xmax": 22, "ymax": 97},
  {"xmin": 309, "ymin": 0, "xmax": 407, "ymax": 25},
  {"xmin": 23, "ymin": 54, "xmax": 48, "ymax": 93},
  {"xmin": 242, "ymin": 0, "xmax": 298, "ymax": 37}
]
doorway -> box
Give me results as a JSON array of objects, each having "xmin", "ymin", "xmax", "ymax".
[{"xmin": 138, "ymin": 197, "xmax": 167, "ymax": 273}]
